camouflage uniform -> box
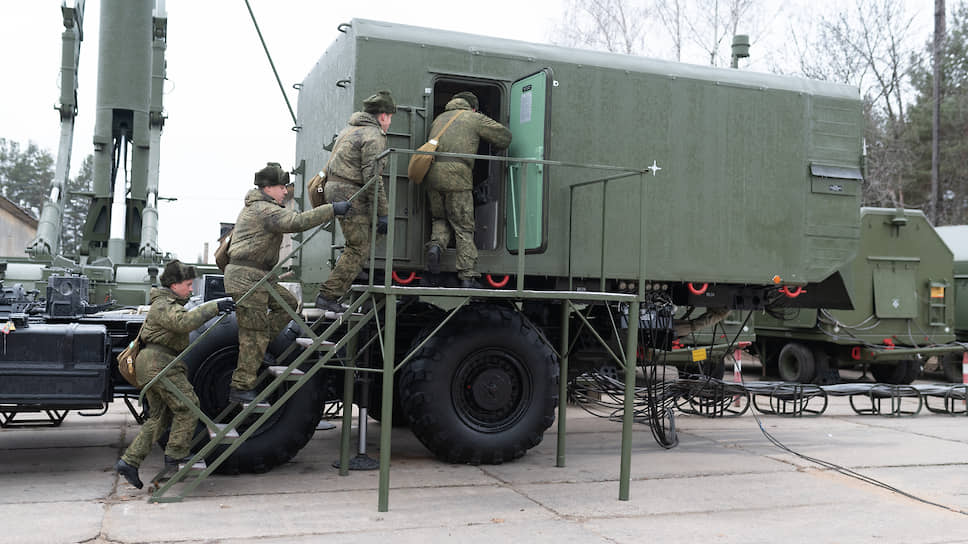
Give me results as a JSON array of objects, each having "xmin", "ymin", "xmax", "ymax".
[
  {"xmin": 319, "ymin": 110, "xmax": 390, "ymax": 300},
  {"xmin": 424, "ymin": 96, "xmax": 512, "ymax": 279},
  {"xmin": 121, "ymin": 288, "xmax": 219, "ymax": 467},
  {"xmin": 225, "ymin": 187, "xmax": 337, "ymax": 390}
]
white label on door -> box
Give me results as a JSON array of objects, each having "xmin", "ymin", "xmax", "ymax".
[{"xmin": 519, "ymin": 91, "xmax": 532, "ymax": 124}]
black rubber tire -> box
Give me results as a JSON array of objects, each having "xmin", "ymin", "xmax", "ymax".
[
  {"xmin": 870, "ymin": 359, "xmax": 921, "ymax": 385},
  {"xmin": 399, "ymin": 304, "xmax": 559, "ymax": 464},
  {"xmin": 777, "ymin": 342, "xmax": 817, "ymax": 383},
  {"xmin": 941, "ymin": 353, "xmax": 965, "ymax": 383},
  {"xmin": 182, "ymin": 314, "xmax": 325, "ymax": 474}
]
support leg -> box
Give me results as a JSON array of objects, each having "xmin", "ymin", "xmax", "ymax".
[
  {"xmin": 556, "ymin": 300, "xmax": 571, "ymax": 467},
  {"xmin": 619, "ymin": 300, "xmax": 640, "ymax": 501}
]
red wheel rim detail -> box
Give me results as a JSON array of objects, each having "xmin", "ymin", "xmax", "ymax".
[
  {"xmin": 392, "ymin": 271, "xmax": 416, "ymax": 284},
  {"xmin": 688, "ymin": 283, "xmax": 708, "ymax": 295},
  {"xmin": 486, "ymin": 274, "xmax": 510, "ymax": 288}
]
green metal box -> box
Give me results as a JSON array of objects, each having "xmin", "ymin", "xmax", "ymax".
[{"xmin": 292, "ymin": 19, "xmax": 864, "ymax": 306}]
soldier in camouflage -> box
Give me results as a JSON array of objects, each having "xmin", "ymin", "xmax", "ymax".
[
  {"xmin": 224, "ymin": 162, "xmax": 350, "ymax": 404},
  {"xmin": 114, "ymin": 260, "xmax": 235, "ymax": 489},
  {"xmin": 316, "ymin": 90, "xmax": 396, "ymax": 313},
  {"xmin": 423, "ymin": 91, "xmax": 512, "ymax": 287}
]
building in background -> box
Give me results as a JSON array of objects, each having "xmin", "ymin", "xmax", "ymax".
[{"xmin": 0, "ymin": 195, "xmax": 38, "ymax": 257}]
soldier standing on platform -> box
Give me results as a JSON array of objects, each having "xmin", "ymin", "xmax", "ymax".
[{"xmin": 423, "ymin": 91, "xmax": 511, "ymax": 287}]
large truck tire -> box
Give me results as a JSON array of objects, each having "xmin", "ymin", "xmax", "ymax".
[
  {"xmin": 777, "ymin": 342, "xmax": 817, "ymax": 383},
  {"xmin": 182, "ymin": 314, "xmax": 325, "ymax": 474},
  {"xmin": 870, "ymin": 359, "xmax": 921, "ymax": 385},
  {"xmin": 399, "ymin": 304, "xmax": 559, "ymax": 464}
]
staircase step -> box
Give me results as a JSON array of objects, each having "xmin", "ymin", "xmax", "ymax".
[
  {"xmin": 180, "ymin": 459, "xmax": 207, "ymax": 472},
  {"xmin": 208, "ymin": 423, "xmax": 239, "ymax": 441},
  {"xmin": 268, "ymin": 366, "xmax": 305, "ymax": 380},
  {"xmin": 295, "ymin": 337, "xmax": 336, "ymax": 350}
]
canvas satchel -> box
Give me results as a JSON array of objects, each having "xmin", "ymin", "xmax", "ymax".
[
  {"xmin": 214, "ymin": 228, "xmax": 233, "ymax": 272},
  {"xmin": 408, "ymin": 111, "xmax": 465, "ymax": 184},
  {"xmin": 117, "ymin": 323, "xmax": 146, "ymax": 388}
]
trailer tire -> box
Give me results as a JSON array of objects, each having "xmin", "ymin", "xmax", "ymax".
[
  {"xmin": 399, "ymin": 304, "xmax": 558, "ymax": 464},
  {"xmin": 870, "ymin": 359, "xmax": 921, "ymax": 385},
  {"xmin": 941, "ymin": 353, "xmax": 965, "ymax": 384},
  {"xmin": 182, "ymin": 314, "xmax": 325, "ymax": 474},
  {"xmin": 777, "ymin": 342, "xmax": 816, "ymax": 383}
]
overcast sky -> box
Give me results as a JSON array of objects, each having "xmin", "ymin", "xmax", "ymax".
[
  {"xmin": 1, "ymin": 0, "xmax": 931, "ymax": 261},
  {"xmin": 1, "ymin": 0, "xmax": 561, "ymax": 261}
]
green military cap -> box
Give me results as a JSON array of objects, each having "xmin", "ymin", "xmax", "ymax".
[
  {"xmin": 453, "ymin": 91, "xmax": 478, "ymax": 110},
  {"xmin": 159, "ymin": 259, "xmax": 197, "ymax": 287},
  {"xmin": 254, "ymin": 162, "xmax": 287, "ymax": 187},
  {"xmin": 363, "ymin": 90, "xmax": 397, "ymax": 114}
]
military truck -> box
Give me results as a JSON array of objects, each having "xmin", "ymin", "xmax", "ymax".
[
  {"xmin": 935, "ymin": 225, "xmax": 968, "ymax": 383},
  {"xmin": 1, "ymin": 7, "xmax": 866, "ymax": 474},
  {"xmin": 287, "ymin": 20, "xmax": 864, "ymax": 457},
  {"xmin": 754, "ymin": 208, "xmax": 964, "ymax": 384}
]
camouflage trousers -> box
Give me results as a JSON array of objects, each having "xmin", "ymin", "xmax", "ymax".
[
  {"xmin": 226, "ymin": 265, "xmax": 298, "ymax": 390},
  {"xmin": 427, "ymin": 189, "xmax": 478, "ymax": 279},
  {"xmin": 122, "ymin": 351, "xmax": 199, "ymax": 466},
  {"xmin": 321, "ymin": 181, "xmax": 376, "ymax": 300}
]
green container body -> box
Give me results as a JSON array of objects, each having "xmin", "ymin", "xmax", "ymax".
[
  {"xmin": 292, "ymin": 19, "xmax": 864, "ymax": 297},
  {"xmin": 935, "ymin": 225, "xmax": 968, "ymax": 339},
  {"xmin": 756, "ymin": 208, "xmax": 956, "ymax": 347}
]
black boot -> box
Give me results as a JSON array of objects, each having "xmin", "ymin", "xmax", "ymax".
[
  {"xmin": 115, "ymin": 459, "xmax": 144, "ymax": 489},
  {"xmin": 315, "ymin": 293, "xmax": 346, "ymax": 314},
  {"xmin": 164, "ymin": 455, "xmax": 191, "ymax": 470},
  {"xmin": 426, "ymin": 245, "xmax": 442, "ymax": 274},
  {"xmin": 229, "ymin": 387, "xmax": 257, "ymax": 404},
  {"xmin": 460, "ymin": 277, "xmax": 483, "ymax": 289}
]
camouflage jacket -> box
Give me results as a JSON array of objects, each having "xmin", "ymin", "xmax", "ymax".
[
  {"xmin": 227, "ymin": 188, "xmax": 335, "ymax": 271},
  {"xmin": 140, "ymin": 287, "xmax": 218, "ymax": 355},
  {"xmin": 425, "ymin": 98, "xmax": 512, "ymax": 192},
  {"xmin": 325, "ymin": 111, "xmax": 389, "ymax": 216}
]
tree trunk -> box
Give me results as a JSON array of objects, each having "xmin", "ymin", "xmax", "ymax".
[{"xmin": 931, "ymin": 0, "xmax": 945, "ymax": 223}]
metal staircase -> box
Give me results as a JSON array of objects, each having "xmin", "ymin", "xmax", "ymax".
[{"xmin": 137, "ymin": 149, "xmax": 653, "ymax": 511}]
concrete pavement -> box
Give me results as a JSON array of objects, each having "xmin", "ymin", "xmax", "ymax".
[{"xmin": 1, "ymin": 377, "xmax": 967, "ymax": 544}]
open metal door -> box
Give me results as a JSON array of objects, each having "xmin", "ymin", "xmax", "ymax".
[{"xmin": 506, "ymin": 70, "xmax": 551, "ymax": 253}]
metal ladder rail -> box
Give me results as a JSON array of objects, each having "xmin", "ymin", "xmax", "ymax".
[
  {"xmin": 142, "ymin": 177, "xmax": 383, "ymax": 501},
  {"xmin": 149, "ymin": 290, "xmax": 382, "ymax": 489},
  {"xmin": 149, "ymin": 294, "xmax": 386, "ymax": 502},
  {"xmin": 139, "ymin": 171, "xmax": 381, "ymax": 402}
]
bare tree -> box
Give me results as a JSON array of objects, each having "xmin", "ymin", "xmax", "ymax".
[
  {"xmin": 679, "ymin": 0, "xmax": 757, "ymax": 66},
  {"xmin": 554, "ymin": 0, "xmax": 650, "ymax": 54},
  {"xmin": 654, "ymin": 0, "xmax": 684, "ymax": 60},
  {"xmin": 790, "ymin": 0, "xmax": 921, "ymax": 207}
]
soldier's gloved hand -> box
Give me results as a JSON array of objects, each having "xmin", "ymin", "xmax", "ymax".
[
  {"xmin": 377, "ymin": 215, "xmax": 388, "ymax": 234},
  {"xmin": 332, "ymin": 201, "xmax": 350, "ymax": 216},
  {"xmin": 214, "ymin": 297, "xmax": 236, "ymax": 314}
]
